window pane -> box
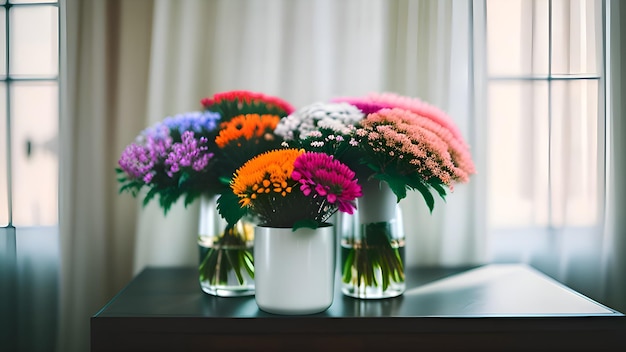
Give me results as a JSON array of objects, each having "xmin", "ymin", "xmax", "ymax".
[
  {"xmin": 488, "ymin": 80, "xmax": 600, "ymax": 230},
  {"xmin": 551, "ymin": 0, "xmax": 602, "ymax": 75},
  {"xmin": 487, "ymin": 0, "xmax": 549, "ymax": 76},
  {"xmin": 550, "ymin": 80, "xmax": 599, "ymax": 226},
  {"xmin": 488, "ymin": 81, "xmax": 550, "ymax": 229},
  {"xmin": 10, "ymin": 82, "xmax": 58, "ymax": 226},
  {"xmin": 0, "ymin": 83, "xmax": 7, "ymax": 226},
  {"xmin": 9, "ymin": 5, "xmax": 58, "ymax": 77},
  {"xmin": 0, "ymin": 7, "xmax": 5, "ymax": 78}
]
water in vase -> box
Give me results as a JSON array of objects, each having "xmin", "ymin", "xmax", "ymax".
[
  {"xmin": 198, "ymin": 236, "xmax": 255, "ymax": 297},
  {"xmin": 340, "ymin": 238, "xmax": 406, "ymax": 299}
]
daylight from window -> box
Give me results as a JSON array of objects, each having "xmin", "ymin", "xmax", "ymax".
[
  {"xmin": 1, "ymin": 0, "xmax": 59, "ymax": 227},
  {"xmin": 486, "ymin": 0, "xmax": 603, "ymax": 230}
]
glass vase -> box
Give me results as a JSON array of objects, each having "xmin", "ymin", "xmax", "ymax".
[
  {"xmin": 197, "ymin": 195, "xmax": 255, "ymax": 297},
  {"xmin": 340, "ymin": 180, "xmax": 406, "ymax": 299}
]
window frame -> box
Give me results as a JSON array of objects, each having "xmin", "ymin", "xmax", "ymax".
[
  {"xmin": 1, "ymin": 0, "xmax": 60, "ymax": 229},
  {"xmin": 484, "ymin": 0, "xmax": 606, "ymax": 235}
]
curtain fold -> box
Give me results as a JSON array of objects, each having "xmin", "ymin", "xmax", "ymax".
[
  {"xmin": 384, "ymin": 0, "xmax": 485, "ymax": 266},
  {"xmin": 603, "ymin": 0, "xmax": 626, "ymax": 314},
  {"xmin": 59, "ymin": 1, "xmax": 153, "ymax": 351}
]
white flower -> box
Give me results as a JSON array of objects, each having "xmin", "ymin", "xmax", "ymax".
[{"xmin": 275, "ymin": 102, "xmax": 364, "ymax": 140}]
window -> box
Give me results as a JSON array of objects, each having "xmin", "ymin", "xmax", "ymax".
[
  {"xmin": 1, "ymin": 2, "xmax": 59, "ymax": 348},
  {"xmin": 1, "ymin": 0, "xmax": 59, "ymax": 228},
  {"xmin": 485, "ymin": 0, "xmax": 603, "ymax": 233}
]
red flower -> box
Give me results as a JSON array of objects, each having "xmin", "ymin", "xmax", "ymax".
[{"xmin": 200, "ymin": 90, "xmax": 295, "ymax": 117}]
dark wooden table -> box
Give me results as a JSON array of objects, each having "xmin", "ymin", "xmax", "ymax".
[{"xmin": 91, "ymin": 264, "xmax": 626, "ymax": 351}]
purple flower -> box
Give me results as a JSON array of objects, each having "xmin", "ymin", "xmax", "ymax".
[
  {"xmin": 292, "ymin": 152, "xmax": 362, "ymax": 214},
  {"xmin": 162, "ymin": 111, "xmax": 221, "ymax": 135},
  {"xmin": 165, "ymin": 131, "xmax": 214, "ymax": 177},
  {"xmin": 119, "ymin": 135, "xmax": 173, "ymax": 183},
  {"xmin": 119, "ymin": 143, "xmax": 153, "ymax": 181},
  {"xmin": 141, "ymin": 111, "xmax": 221, "ymax": 141}
]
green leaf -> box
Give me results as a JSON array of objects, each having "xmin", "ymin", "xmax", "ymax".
[
  {"xmin": 216, "ymin": 192, "xmax": 247, "ymax": 225},
  {"xmin": 243, "ymin": 250, "xmax": 255, "ymax": 279},
  {"xmin": 429, "ymin": 180, "xmax": 448, "ymax": 201},
  {"xmin": 365, "ymin": 162, "xmax": 381, "ymax": 173},
  {"xmin": 292, "ymin": 219, "xmax": 320, "ymax": 231},
  {"xmin": 142, "ymin": 187, "xmax": 159, "ymax": 207},
  {"xmin": 374, "ymin": 173, "xmax": 407, "ymax": 202},
  {"xmin": 178, "ymin": 172, "xmax": 190, "ymax": 187},
  {"xmin": 342, "ymin": 249, "xmax": 355, "ymax": 283},
  {"xmin": 219, "ymin": 176, "xmax": 233, "ymax": 186},
  {"xmin": 118, "ymin": 183, "xmax": 135, "ymax": 194},
  {"xmin": 225, "ymin": 250, "xmax": 244, "ymax": 285},
  {"xmin": 413, "ymin": 181, "xmax": 435, "ymax": 213},
  {"xmin": 183, "ymin": 192, "xmax": 197, "ymax": 208}
]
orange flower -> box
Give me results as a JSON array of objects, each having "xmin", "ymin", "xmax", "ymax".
[
  {"xmin": 215, "ymin": 114, "xmax": 280, "ymax": 148},
  {"xmin": 231, "ymin": 149, "xmax": 304, "ymax": 207}
]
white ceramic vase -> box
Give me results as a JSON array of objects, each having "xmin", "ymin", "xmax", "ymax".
[{"xmin": 254, "ymin": 224, "xmax": 335, "ymax": 315}]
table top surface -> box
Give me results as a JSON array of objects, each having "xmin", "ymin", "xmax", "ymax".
[{"xmin": 94, "ymin": 264, "xmax": 623, "ymax": 319}]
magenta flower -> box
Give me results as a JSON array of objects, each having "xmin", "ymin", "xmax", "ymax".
[
  {"xmin": 292, "ymin": 152, "xmax": 362, "ymax": 214},
  {"xmin": 331, "ymin": 96, "xmax": 392, "ymax": 115}
]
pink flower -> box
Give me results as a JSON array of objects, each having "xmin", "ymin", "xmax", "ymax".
[
  {"xmin": 292, "ymin": 152, "xmax": 362, "ymax": 214},
  {"xmin": 335, "ymin": 93, "xmax": 473, "ymax": 168},
  {"xmin": 359, "ymin": 108, "xmax": 475, "ymax": 185},
  {"xmin": 331, "ymin": 96, "xmax": 392, "ymax": 115},
  {"xmin": 364, "ymin": 92, "xmax": 467, "ymax": 146}
]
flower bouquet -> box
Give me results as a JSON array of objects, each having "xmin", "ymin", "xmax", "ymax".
[
  {"xmin": 116, "ymin": 110, "xmax": 223, "ymax": 211},
  {"xmin": 117, "ymin": 90, "xmax": 295, "ymax": 296},
  {"xmin": 224, "ymin": 148, "xmax": 362, "ymax": 228},
  {"xmin": 273, "ymin": 93, "xmax": 476, "ymax": 298},
  {"xmin": 219, "ymin": 148, "xmax": 361, "ymax": 314},
  {"xmin": 334, "ymin": 92, "xmax": 476, "ymax": 298}
]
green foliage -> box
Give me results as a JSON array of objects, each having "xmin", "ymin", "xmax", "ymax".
[
  {"xmin": 205, "ymin": 100, "xmax": 289, "ymax": 123},
  {"xmin": 342, "ymin": 221, "xmax": 404, "ymax": 292},
  {"xmin": 371, "ymin": 171, "xmax": 448, "ymax": 213},
  {"xmin": 198, "ymin": 228, "xmax": 255, "ymax": 285},
  {"xmin": 216, "ymin": 191, "xmax": 247, "ymax": 226}
]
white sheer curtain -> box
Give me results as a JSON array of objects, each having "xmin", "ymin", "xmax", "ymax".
[
  {"xmin": 383, "ymin": 1, "xmax": 486, "ymax": 266},
  {"xmin": 479, "ymin": 0, "xmax": 626, "ymax": 314},
  {"xmin": 59, "ymin": 1, "xmax": 154, "ymax": 351},
  {"xmin": 132, "ymin": 0, "xmax": 481, "ymax": 271},
  {"xmin": 59, "ymin": 1, "xmax": 480, "ymax": 351},
  {"xmin": 604, "ymin": 0, "xmax": 626, "ymax": 314}
]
